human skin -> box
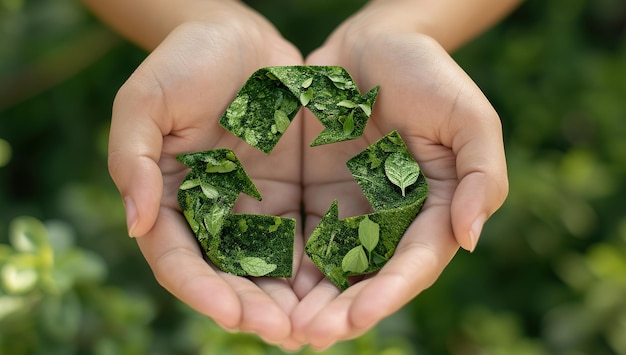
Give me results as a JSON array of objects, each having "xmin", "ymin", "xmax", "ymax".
[
  {"xmin": 82, "ymin": 0, "xmax": 518, "ymax": 350},
  {"xmin": 83, "ymin": 0, "xmax": 305, "ymax": 348},
  {"xmin": 293, "ymin": 0, "xmax": 517, "ymax": 348}
]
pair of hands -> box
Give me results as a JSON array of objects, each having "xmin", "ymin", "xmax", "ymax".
[{"xmin": 107, "ymin": 2, "xmax": 508, "ymax": 350}]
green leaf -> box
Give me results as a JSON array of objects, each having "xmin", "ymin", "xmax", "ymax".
[
  {"xmin": 179, "ymin": 179, "xmax": 201, "ymax": 190},
  {"xmin": 337, "ymin": 100, "xmax": 357, "ymax": 108},
  {"xmin": 200, "ymin": 182, "xmax": 219, "ymax": 199},
  {"xmin": 1, "ymin": 255, "xmax": 38, "ymax": 294},
  {"xmin": 358, "ymin": 216, "xmax": 380, "ymax": 252},
  {"xmin": 9, "ymin": 216, "xmax": 49, "ymax": 253},
  {"xmin": 0, "ymin": 138, "xmax": 11, "ymax": 168},
  {"xmin": 358, "ymin": 103, "xmax": 372, "ymax": 117},
  {"xmin": 239, "ymin": 257, "xmax": 278, "ymax": 277},
  {"xmin": 300, "ymin": 88, "xmax": 313, "ymax": 106},
  {"xmin": 268, "ymin": 217, "xmax": 282, "ymax": 232},
  {"xmin": 384, "ymin": 152, "xmax": 421, "ymax": 197},
  {"xmin": 301, "ymin": 77, "xmax": 313, "ymax": 89},
  {"xmin": 225, "ymin": 94, "xmax": 248, "ymax": 121},
  {"xmin": 342, "ymin": 111, "xmax": 355, "ymax": 135},
  {"xmin": 367, "ymin": 150, "xmax": 382, "ymax": 169},
  {"xmin": 205, "ymin": 160, "xmax": 237, "ymax": 173},
  {"xmin": 183, "ymin": 210, "xmax": 200, "ymax": 233},
  {"xmin": 204, "ymin": 204, "xmax": 227, "ymax": 237},
  {"xmin": 327, "ymin": 75, "xmax": 351, "ymax": 90},
  {"xmin": 341, "ymin": 245, "xmax": 368, "ymax": 273},
  {"xmin": 372, "ymin": 251, "xmax": 388, "ymax": 265},
  {"xmin": 274, "ymin": 110, "xmax": 290, "ymax": 133},
  {"xmin": 327, "ymin": 75, "xmax": 346, "ymax": 83}
]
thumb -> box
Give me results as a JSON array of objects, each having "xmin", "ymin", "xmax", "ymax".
[
  {"xmin": 108, "ymin": 82, "xmax": 165, "ymax": 238},
  {"xmin": 451, "ymin": 169, "xmax": 508, "ymax": 252},
  {"xmin": 449, "ymin": 105, "xmax": 509, "ymax": 252}
]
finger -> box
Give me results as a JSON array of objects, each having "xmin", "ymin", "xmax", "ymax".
[
  {"xmin": 136, "ymin": 207, "xmax": 242, "ymax": 329},
  {"xmin": 291, "ymin": 256, "xmax": 325, "ymax": 299},
  {"xmin": 290, "ymin": 277, "xmax": 341, "ymax": 345},
  {"xmin": 254, "ymin": 277, "xmax": 304, "ymax": 351},
  {"xmin": 221, "ymin": 274, "xmax": 293, "ymax": 344},
  {"xmin": 108, "ymin": 76, "xmax": 166, "ymax": 238},
  {"xmin": 447, "ymin": 96, "xmax": 509, "ymax": 251},
  {"xmin": 138, "ymin": 208, "xmax": 296, "ymax": 343}
]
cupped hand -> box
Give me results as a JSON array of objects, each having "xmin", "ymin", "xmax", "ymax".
[
  {"xmin": 106, "ymin": 4, "xmax": 306, "ymax": 348},
  {"xmin": 291, "ymin": 16, "xmax": 509, "ymax": 350}
]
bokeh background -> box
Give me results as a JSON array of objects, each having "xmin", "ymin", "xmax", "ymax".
[{"xmin": 1, "ymin": 0, "xmax": 626, "ymax": 354}]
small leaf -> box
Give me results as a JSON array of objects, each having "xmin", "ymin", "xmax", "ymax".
[
  {"xmin": 238, "ymin": 219, "xmax": 248, "ymax": 233},
  {"xmin": 327, "ymin": 75, "xmax": 346, "ymax": 84},
  {"xmin": 327, "ymin": 75, "xmax": 353, "ymax": 90},
  {"xmin": 342, "ymin": 110, "xmax": 354, "ymax": 135},
  {"xmin": 244, "ymin": 129, "xmax": 259, "ymax": 147},
  {"xmin": 337, "ymin": 100, "xmax": 357, "ymax": 108},
  {"xmin": 225, "ymin": 94, "xmax": 248, "ymax": 120},
  {"xmin": 183, "ymin": 210, "xmax": 200, "ymax": 233},
  {"xmin": 313, "ymin": 103, "xmax": 326, "ymax": 111},
  {"xmin": 179, "ymin": 179, "xmax": 201, "ymax": 190},
  {"xmin": 239, "ymin": 257, "xmax": 277, "ymax": 277},
  {"xmin": 301, "ymin": 77, "xmax": 313, "ymax": 89},
  {"xmin": 2, "ymin": 255, "xmax": 38, "ymax": 294},
  {"xmin": 300, "ymin": 88, "xmax": 313, "ymax": 106},
  {"xmin": 9, "ymin": 217, "xmax": 49, "ymax": 253},
  {"xmin": 274, "ymin": 110, "xmax": 290, "ymax": 133},
  {"xmin": 372, "ymin": 251, "xmax": 388, "ymax": 265},
  {"xmin": 384, "ymin": 152, "xmax": 421, "ymax": 197},
  {"xmin": 358, "ymin": 216, "xmax": 380, "ymax": 252},
  {"xmin": 200, "ymin": 182, "xmax": 219, "ymax": 199},
  {"xmin": 268, "ymin": 217, "xmax": 282, "ymax": 232},
  {"xmin": 204, "ymin": 204, "xmax": 226, "ymax": 236},
  {"xmin": 341, "ymin": 245, "xmax": 368, "ymax": 273},
  {"xmin": 225, "ymin": 151, "xmax": 237, "ymax": 161},
  {"xmin": 367, "ymin": 150, "xmax": 382, "ymax": 169},
  {"xmin": 358, "ymin": 104, "xmax": 372, "ymax": 117},
  {"xmin": 205, "ymin": 160, "xmax": 237, "ymax": 173}
]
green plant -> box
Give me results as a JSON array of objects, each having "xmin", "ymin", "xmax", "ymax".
[{"xmin": 0, "ymin": 216, "xmax": 155, "ymax": 354}]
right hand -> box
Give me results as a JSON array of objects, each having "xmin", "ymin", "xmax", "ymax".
[{"xmin": 106, "ymin": 3, "xmax": 306, "ymax": 348}]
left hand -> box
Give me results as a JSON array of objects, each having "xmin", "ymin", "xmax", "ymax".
[{"xmin": 289, "ymin": 8, "xmax": 509, "ymax": 350}]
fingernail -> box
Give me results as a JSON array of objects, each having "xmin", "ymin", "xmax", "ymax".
[
  {"xmin": 469, "ymin": 214, "xmax": 486, "ymax": 252},
  {"xmin": 123, "ymin": 196, "xmax": 138, "ymax": 238}
]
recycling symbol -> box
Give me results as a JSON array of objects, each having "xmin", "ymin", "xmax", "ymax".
[{"xmin": 177, "ymin": 66, "xmax": 428, "ymax": 290}]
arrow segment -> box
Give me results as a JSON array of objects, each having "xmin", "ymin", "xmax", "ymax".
[
  {"xmin": 305, "ymin": 131, "xmax": 429, "ymax": 290},
  {"xmin": 177, "ymin": 149, "xmax": 295, "ymax": 277},
  {"xmin": 219, "ymin": 66, "xmax": 379, "ymax": 153}
]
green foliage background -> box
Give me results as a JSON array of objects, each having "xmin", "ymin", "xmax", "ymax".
[{"xmin": 1, "ymin": 0, "xmax": 626, "ymax": 354}]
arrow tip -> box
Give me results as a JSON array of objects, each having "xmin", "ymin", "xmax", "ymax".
[
  {"xmin": 176, "ymin": 149, "xmax": 261, "ymax": 200},
  {"xmin": 309, "ymin": 85, "xmax": 379, "ymax": 147}
]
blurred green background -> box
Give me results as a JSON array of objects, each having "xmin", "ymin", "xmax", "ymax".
[{"xmin": 1, "ymin": 0, "xmax": 626, "ymax": 354}]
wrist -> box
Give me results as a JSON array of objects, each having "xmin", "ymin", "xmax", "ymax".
[
  {"xmin": 84, "ymin": 0, "xmax": 278, "ymax": 51},
  {"xmin": 337, "ymin": 0, "xmax": 520, "ymax": 52}
]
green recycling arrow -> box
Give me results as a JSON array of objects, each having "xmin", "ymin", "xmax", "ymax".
[
  {"xmin": 178, "ymin": 66, "xmax": 429, "ymax": 290},
  {"xmin": 304, "ymin": 130, "xmax": 429, "ymax": 290},
  {"xmin": 176, "ymin": 149, "xmax": 295, "ymax": 277},
  {"xmin": 219, "ymin": 66, "xmax": 379, "ymax": 153}
]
